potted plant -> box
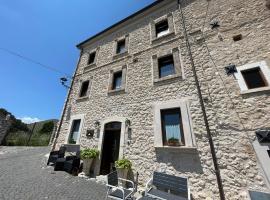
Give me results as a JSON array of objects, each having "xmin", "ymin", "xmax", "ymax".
[
  {"xmin": 80, "ymin": 148, "xmax": 99, "ymax": 176},
  {"xmin": 115, "ymin": 158, "xmax": 132, "ymax": 181},
  {"xmin": 167, "ymin": 137, "xmax": 180, "ymax": 146}
]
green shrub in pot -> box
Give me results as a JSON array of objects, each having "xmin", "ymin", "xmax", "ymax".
[{"xmin": 80, "ymin": 148, "xmax": 99, "ymax": 176}]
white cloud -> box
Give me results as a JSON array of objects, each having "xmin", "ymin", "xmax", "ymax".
[{"xmin": 19, "ymin": 117, "xmax": 41, "ymax": 124}]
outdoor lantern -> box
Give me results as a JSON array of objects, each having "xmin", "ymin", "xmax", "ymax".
[
  {"xmin": 94, "ymin": 121, "xmax": 101, "ymax": 138},
  {"xmin": 255, "ymin": 129, "xmax": 270, "ymax": 143},
  {"xmin": 225, "ymin": 64, "xmax": 237, "ymax": 76},
  {"xmin": 94, "ymin": 120, "xmax": 100, "ymax": 129},
  {"xmin": 86, "ymin": 129, "xmax": 95, "ymax": 138},
  {"xmin": 125, "ymin": 118, "xmax": 131, "ymax": 127}
]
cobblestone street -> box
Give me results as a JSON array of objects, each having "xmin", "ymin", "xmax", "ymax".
[{"xmin": 0, "ymin": 146, "xmax": 106, "ymax": 200}]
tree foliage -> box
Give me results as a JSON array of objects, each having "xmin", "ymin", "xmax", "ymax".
[{"xmin": 39, "ymin": 121, "xmax": 54, "ymax": 134}]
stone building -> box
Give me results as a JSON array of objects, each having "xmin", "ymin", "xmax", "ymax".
[
  {"xmin": 55, "ymin": 0, "xmax": 270, "ymax": 199},
  {"xmin": 0, "ymin": 110, "xmax": 12, "ymax": 145}
]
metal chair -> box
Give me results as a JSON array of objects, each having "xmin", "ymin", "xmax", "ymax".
[
  {"xmin": 106, "ymin": 171, "xmax": 135, "ymax": 200},
  {"xmin": 142, "ymin": 171, "xmax": 191, "ymax": 200}
]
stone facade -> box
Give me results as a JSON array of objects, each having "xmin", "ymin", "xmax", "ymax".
[
  {"xmin": 0, "ymin": 112, "xmax": 12, "ymax": 145},
  {"xmin": 55, "ymin": 0, "xmax": 270, "ymax": 199}
]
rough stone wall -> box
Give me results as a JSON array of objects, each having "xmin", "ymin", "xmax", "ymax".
[
  {"xmin": 0, "ymin": 113, "xmax": 11, "ymax": 145},
  {"xmin": 56, "ymin": 0, "xmax": 270, "ymax": 199}
]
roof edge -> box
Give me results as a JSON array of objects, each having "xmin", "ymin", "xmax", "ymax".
[{"xmin": 76, "ymin": 0, "xmax": 166, "ymax": 49}]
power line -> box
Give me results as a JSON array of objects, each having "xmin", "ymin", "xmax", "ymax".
[{"xmin": 0, "ymin": 47, "xmax": 72, "ymax": 79}]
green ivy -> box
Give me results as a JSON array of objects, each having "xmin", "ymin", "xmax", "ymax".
[{"xmin": 80, "ymin": 148, "xmax": 99, "ymax": 159}]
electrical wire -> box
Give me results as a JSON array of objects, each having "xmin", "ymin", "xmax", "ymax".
[{"xmin": 0, "ymin": 47, "xmax": 72, "ymax": 79}]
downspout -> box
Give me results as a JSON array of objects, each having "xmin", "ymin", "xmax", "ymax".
[
  {"xmin": 177, "ymin": 0, "xmax": 226, "ymax": 199},
  {"xmin": 52, "ymin": 50, "xmax": 83, "ymax": 150}
]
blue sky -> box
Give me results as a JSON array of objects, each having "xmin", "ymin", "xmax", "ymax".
[{"xmin": 0, "ymin": 0, "xmax": 154, "ymax": 123}]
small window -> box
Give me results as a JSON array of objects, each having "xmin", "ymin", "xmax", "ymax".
[
  {"xmin": 156, "ymin": 20, "xmax": 169, "ymax": 38},
  {"xmin": 267, "ymin": 150, "xmax": 270, "ymax": 158},
  {"xmin": 112, "ymin": 71, "xmax": 122, "ymax": 90},
  {"xmin": 116, "ymin": 40, "xmax": 126, "ymax": 54},
  {"xmin": 79, "ymin": 81, "xmax": 89, "ymax": 97},
  {"xmin": 158, "ymin": 55, "xmax": 175, "ymax": 78},
  {"xmin": 88, "ymin": 52, "xmax": 96, "ymax": 65},
  {"xmin": 241, "ymin": 67, "xmax": 268, "ymax": 89},
  {"xmin": 68, "ymin": 119, "xmax": 81, "ymax": 144},
  {"xmin": 161, "ymin": 108, "xmax": 184, "ymax": 146}
]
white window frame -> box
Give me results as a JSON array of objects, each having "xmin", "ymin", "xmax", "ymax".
[
  {"xmin": 153, "ymin": 99, "xmax": 196, "ymax": 150},
  {"xmin": 235, "ymin": 61, "xmax": 270, "ymax": 94},
  {"xmin": 65, "ymin": 114, "xmax": 85, "ymax": 144}
]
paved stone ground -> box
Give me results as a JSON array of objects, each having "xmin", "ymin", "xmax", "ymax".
[{"xmin": 0, "ymin": 146, "xmax": 107, "ymax": 200}]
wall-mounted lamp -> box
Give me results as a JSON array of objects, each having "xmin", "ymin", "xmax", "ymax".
[
  {"xmin": 94, "ymin": 121, "xmax": 101, "ymax": 138},
  {"xmin": 94, "ymin": 121, "xmax": 100, "ymax": 129},
  {"xmin": 60, "ymin": 77, "xmax": 71, "ymax": 89},
  {"xmin": 125, "ymin": 118, "xmax": 131, "ymax": 127},
  {"xmin": 225, "ymin": 64, "xmax": 237, "ymax": 76},
  {"xmin": 86, "ymin": 129, "xmax": 95, "ymax": 138}
]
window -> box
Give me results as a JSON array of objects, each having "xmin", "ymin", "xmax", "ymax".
[
  {"xmin": 235, "ymin": 61, "xmax": 270, "ymax": 94},
  {"xmin": 153, "ymin": 99, "xmax": 196, "ymax": 149},
  {"xmin": 88, "ymin": 52, "xmax": 96, "ymax": 65},
  {"xmin": 68, "ymin": 119, "xmax": 81, "ymax": 144},
  {"xmin": 156, "ymin": 20, "xmax": 169, "ymax": 38},
  {"xmin": 108, "ymin": 66, "xmax": 127, "ymax": 93},
  {"xmin": 241, "ymin": 67, "xmax": 268, "ymax": 89},
  {"xmin": 79, "ymin": 80, "xmax": 89, "ymax": 97},
  {"xmin": 268, "ymin": 150, "xmax": 270, "ymax": 158},
  {"xmin": 112, "ymin": 71, "xmax": 122, "ymax": 90},
  {"xmin": 161, "ymin": 108, "xmax": 184, "ymax": 146},
  {"xmin": 158, "ymin": 55, "xmax": 175, "ymax": 78},
  {"xmin": 116, "ymin": 40, "xmax": 126, "ymax": 54}
]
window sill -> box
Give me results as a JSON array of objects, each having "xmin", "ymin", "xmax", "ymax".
[
  {"xmin": 154, "ymin": 73, "xmax": 182, "ymax": 83},
  {"xmin": 240, "ymin": 86, "xmax": 270, "ymax": 95},
  {"xmin": 113, "ymin": 51, "xmax": 128, "ymax": 59},
  {"xmin": 84, "ymin": 63, "xmax": 96, "ymax": 72},
  {"xmin": 76, "ymin": 96, "xmax": 89, "ymax": 102},
  {"xmin": 108, "ymin": 88, "xmax": 125, "ymax": 95},
  {"xmin": 152, "ymin": 32, "xmax": 175, "ymax": 44},
  {"xmin": 155, "ymin": 146, "xmax": 197, "ymax": 153}
]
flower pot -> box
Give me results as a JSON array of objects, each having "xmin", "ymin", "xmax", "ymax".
[
  {"xmin": 116, "ymin": 168, "xmax": 129, "ymax": 187},
  {"xmin": 82, "ymin": 158, "xmax": 93, "ymax": 176},
  {"xmin": 167, "ymin": 141, "xmax": 180, "ymax": 146}
]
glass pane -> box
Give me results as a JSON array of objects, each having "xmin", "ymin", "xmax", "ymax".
[
  {"xmin": 242, "ymin": 67, "xmax": 267, "ymax": 89},
  {"xmin": 156, "ymin": 20, "xmax": 169, "ymax": 37},
  {"xmin": 69, "ymin": 120, "xmax": 81, "ymax": 144},
  {"xmin": 160, "ymin": 63, "xmax": 175, "ymax": 78},
  {"xmin": 164, "ymin": 112, "xmax": 181, "ymax": 142},
  {"xmin": 80, "ymin": 81, "xmax": 89, "ymax": 97},
  {"xmin": 113, "ymin": 72, "xmax": 122, "ymax": 90},
  {"xmin": 158, "ymin": 55, "xmax": 175, "ymax": 78},
  {"xmin": 116, "ymin": 40, "xmax": 126, "ymax": 54}
]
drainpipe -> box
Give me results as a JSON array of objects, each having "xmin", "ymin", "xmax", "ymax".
[
  {"xmin": 52, "ymin": 50, "xmax": 83, "ymax": 150},
  {"xmin": 177, "ymin": 0, "xmax": 226, "ymax": 199}
]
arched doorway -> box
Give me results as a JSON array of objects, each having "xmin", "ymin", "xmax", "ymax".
[{"xmin": 100, "ymin": 122, "xmax": 121, "ymax": 175}]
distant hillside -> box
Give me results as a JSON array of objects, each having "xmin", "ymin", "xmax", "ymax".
[{"xmin": 3, "ymin": 119, "xmax": 58, "ymax": 146}]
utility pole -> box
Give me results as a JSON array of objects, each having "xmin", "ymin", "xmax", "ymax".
[
  {"xmin": 27, "ymin": 122, "xmax": 36, "ymax": 146},
  {"xmin": 177, "ymin": 0, "xmax": 226, "ymax": 199}
]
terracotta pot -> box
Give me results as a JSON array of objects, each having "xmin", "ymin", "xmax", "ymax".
[
  {"xmin": 83, "ymin": 158, "xmax": 93, "ymax": 176},
  {"xmin": 167, "ymin": 141, "xmax": 180, "ymax": 146}
]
